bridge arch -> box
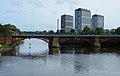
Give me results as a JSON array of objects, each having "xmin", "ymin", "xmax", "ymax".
[
  {"xmin": 100, "ymin": 38, "xmax": 120, "ymax": 44},
  {"xmin": 11, "ymin": 37, "xmax": 49, "ymax": 45},
  {"xmin": 59, "ymin": 38, "xmax": 92, "ymax": 45}
]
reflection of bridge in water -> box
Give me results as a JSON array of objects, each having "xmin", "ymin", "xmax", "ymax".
[
  {"xmin": 19, "ymin": 46, "xmax": 120, "ymax": 59},
  {"xmin": 0, "ymin": 34, "xmax": 120, "ymax": 48},
  {"xmin": 19, "ymin": 49, "xmax": 48, "ymax": 59}
]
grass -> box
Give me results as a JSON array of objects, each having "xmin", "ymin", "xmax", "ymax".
[{"xmin": 0, "ymin": 44, "xmax": 11, "ymax": 49}]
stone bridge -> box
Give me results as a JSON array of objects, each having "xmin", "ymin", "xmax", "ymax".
[{"xmin": 0, "ymin": 35, "xmax": 120, "ymax": 48}]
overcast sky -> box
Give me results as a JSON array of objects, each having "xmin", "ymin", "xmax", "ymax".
[{"xmin": 0, "ymin": 0, "xmax": 120, "ymax": 31}]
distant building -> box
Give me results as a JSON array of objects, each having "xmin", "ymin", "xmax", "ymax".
[
  {"xmin": 75, "ymin": 8, "xmax": 91, "ymax": 32},
  {"xmin": 61, "ymin": 14, "xmax": 73, "ymax": 32},
  {"xmin": 92, "ymin": 14, "xmax": 104, "ymax": 29}
]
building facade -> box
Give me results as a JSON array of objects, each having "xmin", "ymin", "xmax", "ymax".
[
  {"xmin": 75, "ymin": 8, "xmax": 91, "ymax": 32},
  {"xmin": 92, "ymin": 14, "xmax": 104, "ymax": 29},
  {"xmin": 61, "ymin": 14, "xmax": 73, "ymax": 32}
]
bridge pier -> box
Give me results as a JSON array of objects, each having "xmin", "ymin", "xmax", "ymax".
[
  {"xmin": 49, "ymin": 37, "xmax": 60, "ymax": 49},
  {"xmin": 93, "ymin": 37, "xmax": 101, "ymax": 47},
  {"xmin": 49, "ymin": 47, "xmax": 60, "ymax": 55},
  {"xmin": 52, "ymin": 37, "xmax": 60, "ymax": 48}
]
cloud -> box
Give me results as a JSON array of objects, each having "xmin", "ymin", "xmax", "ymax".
[
  {"xmin": 20, "ymin": 23, "xmax": 56, "ymax": 31},
  {"xmin": 5, "ymin": 10, "xmax": 22, "ymax": 14},
  {"xmin": 65, "ymin": 0, "xmax": 79, "ymax": 5},
  {"xmin": 51, "ymin": 11, "xmax": 58, "ymax": 14},
  {"xmin": 10, "ymin": 0, "xmax": 46, "ymax": 8},
  {"xmin": 56, "ymin": 0, "xmax": 79, "ymax": 5},
  {"xmin": 55, "ymin": 0, "xmax": 79, "ymax": 11},
  {"xmin": 56, "ymin": 0, "xmax": 65, "ymax": 4},
  {"xmin": 27, "ymin": 0, "xmax": 46, "ymax": 8},
  {"xmin": 10, "ymin": 0, "xmax": 23, "ymax": 7},
  {"xmin": 66, "ymin": 0, "xmax": 80, "ymax": 10}
]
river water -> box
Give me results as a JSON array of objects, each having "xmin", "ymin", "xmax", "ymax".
[{"xmin": 0, "ymin": 39, "xmax": 120, "ymax": 76}]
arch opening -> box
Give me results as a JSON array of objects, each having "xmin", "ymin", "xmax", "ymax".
[
  {"xmin": 101, "ymin": 38, "xmax": 120, "ymax": 47},
  {"xmin": 15, "ymin": 38, "xmax": 49, "ymax": 55},
  {"xmin": 60, "ymin": 38, "xmax": 91, "ymax": 48}
]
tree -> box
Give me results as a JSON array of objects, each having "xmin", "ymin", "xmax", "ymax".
[
  {"xmin": 60, "ymin": 30, "xmax": 65, "ymax": 34},
  {"xmin": 70, "ymin": 29, "xmax": 75, "ymax": 34},
  {"xmin": 94, "ymin": 27, "xmax": 105, "ymax": 35},
  {"xmin": 55, "ymin": 30, "xmax": 60, "ymax": 34},
  {"xmin": 111, "ymin": 29, "xmax": 116, "ymax": 34},
  {"xmin": 66, "ymin": 29, "xmax": 76, "ymax": 35},
  {"xmin": 115, "ymin": 27, "xmax": 120, "ymax": 35},
  {"xmin": 47, "ymin": 30, "xmax": 54, "ymax": 34},
  {"xmin": 43, "ymin": 30, "xmax": 47, "ymax": 34},
  {"xmin": 104, "ymin": 29, "xmax": 110, "ymax": 35},
  {"xmin": 0, "ymin": 23, "xmax": 21, "ymax": 35},
  {"xmin": 70, "ymin": 29, "xmax": 75, "ymax": 33},
  {"xmin": 81, "ymin": 26, "xmax": 92, "ymax": 34}
]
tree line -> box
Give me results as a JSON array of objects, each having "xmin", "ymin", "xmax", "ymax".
[
  {"xmin": 22, "ymin": 26, "xmax": 120, "ymax": 35},
  {"xmin": 0, "ymin": 23, "xmax": 120, "ymax": 35}
]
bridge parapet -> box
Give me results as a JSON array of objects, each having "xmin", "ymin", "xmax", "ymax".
[{"xmin": 50, "ymin": 37, "xmax": 60, "ymax": 48}]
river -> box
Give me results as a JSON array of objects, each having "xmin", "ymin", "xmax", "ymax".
[{"xmin": 0, "ymin": 39, "xmax": 120, "ymax": 76}]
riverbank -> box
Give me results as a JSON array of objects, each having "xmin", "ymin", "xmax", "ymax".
[
  {"xmin": 0, "ymin": 40, "xmax": 23, "ymax": 56},
  {"xmin": 0, "ymin": 44, "xmax": 15, "ymax": 56}
]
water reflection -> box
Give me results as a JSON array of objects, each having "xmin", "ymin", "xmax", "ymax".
[
  {"xmin": 1, "ymin": 38, "xmax": 120, "ymax": 76},
  {"xmin": 60, "ymin": 47, "xmax": 120, "ymax": 54},
  {"xmin": 49, "ymin": 48, "xmax": 60, "ymax": 55},
  {"xmin": 18, "ymin": 46, "xmax": 120, "ymax": 56},
  {"xmin": 1, "ymin": 42, "xmax": 120, "ymax": 76},
  {"xmin": 74, "ymin": 55, "xmax": 89, "ymax": 75},
  {"xmin": 17, "ymin": 38, "xmax": 120, "ymax": 55},
  {"xmin": 0, "ymin": 57, "xmax": 2, "ymax": 65}
]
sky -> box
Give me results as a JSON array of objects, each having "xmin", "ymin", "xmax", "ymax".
[{"xmin": 0, "ymin": 0, "xmax": 120, "ymax": 31}]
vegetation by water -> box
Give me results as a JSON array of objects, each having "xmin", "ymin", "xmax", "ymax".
[
  {"xmin": 21, "ymin": 26, "xmax": 120, "ymax": 35},
  {"xmin": 0, "ymin": 23, "xmax": 21, "ymax": 56},
  {"xmin": 0, "ymin": 23, "xmax": 21, "ymax": 35},
  {"xmin": 0, "ymin": 23, "xmax": 120, "ymax": 55},
  {"xmin": 0, "ymin": 44, "xmax": 11, "ymax": 49},
  {"xmin": 0, "ymin": 23, "xmax": 120, "ymax": 35},
  {"xmin": 0, "ymin": 44, "xmax": 13, "ymax": 56}
]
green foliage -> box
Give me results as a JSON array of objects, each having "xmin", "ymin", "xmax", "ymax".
[
  {"xmin": 47, "ymin": 30, "xmax": 54, "ymax": 34},
  {"xmin": 115, "ymin": 27, "xmax": 120, "ymax": 35},
  {"xmin": 94, "ymin": 27, "xmax": 105, "ymax": 35},
  {"xmin": 70, "ymin": 29, "xmax": 75, "ymax": 33},
  {"xmin": 104, "ymin": 30, "xmax": 111, "ymax": 35},
  {"xmin": 60, "ymin": 30, "xmax": 65, "ymax": 34},
  {"xmin": 0, "ymin": 44, "xmax": 10, "ymax": 49},
  {"xmin": 70, "ymin": 29, "xmax": 76, "ymax": 34},
  {"xmin": 0, "ymin": 23, "xmax": 21, "ymax": 35},
  {"xmin": 80, "ymin": 26, "xmax": 92, "ymax": 34},
  {"xmin": 55, "ymin": 30, "xmax": 60, "ymax": 34},
  {"xmin": 20, "ymin": 26, "xmax": 120, "ymax": 35}
]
